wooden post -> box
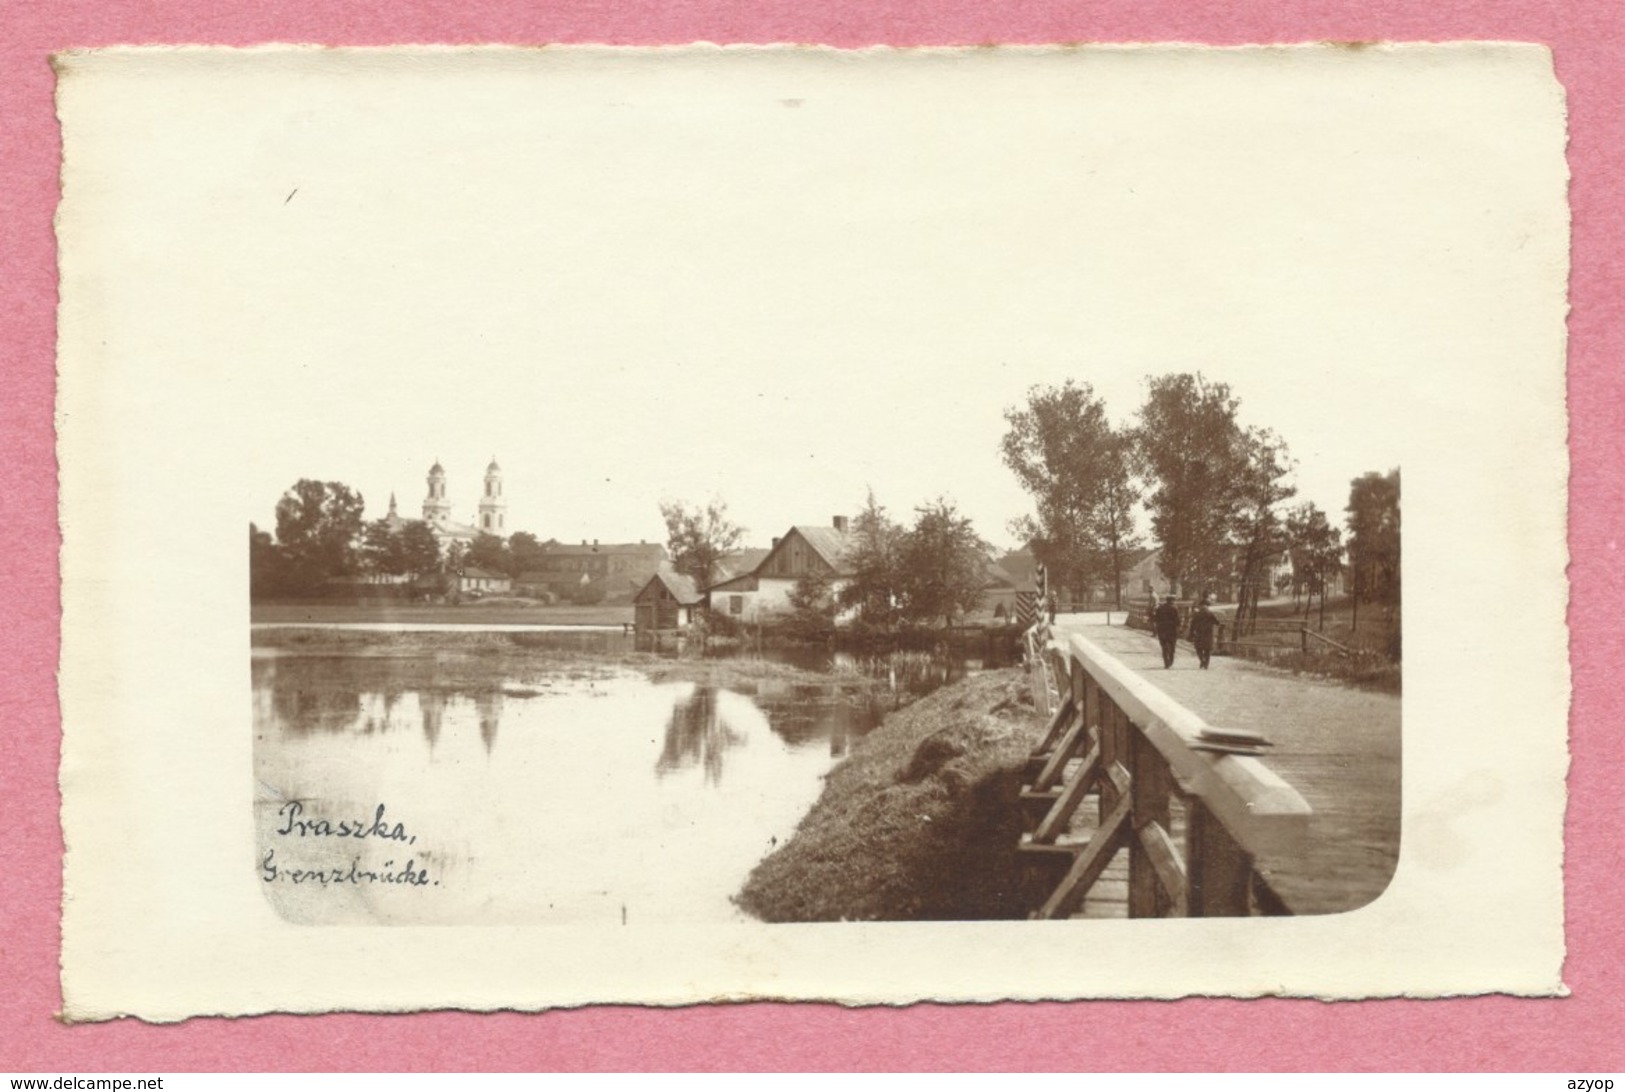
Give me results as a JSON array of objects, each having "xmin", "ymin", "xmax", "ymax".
[
  {"xmin": 1027, "ymin": 632, "xmax": 1051, "ymax": 718},
  {"xmin": 1071, "ymin": 658, "xmax": 1087, "ymax": 737},
  {"xmin": 1186, "ymin": 800, "xmax": 1254, "ymax": 916},
  {"xmin": 1099, "ymin": 701, "xmax": 1122, "ymax": 817},
  {"xmin": 1128, "ymin": 729, "xmax": 1175, "ymax": 918}
]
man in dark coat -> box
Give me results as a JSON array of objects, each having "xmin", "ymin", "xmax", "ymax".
[
  {"xmin": 1188, "ymin": 596, "xmax": 1222, "ymax": 669},
  {"xmin": 1152, "ymin": 594, "xmax": 1181, "ymax": 668}
]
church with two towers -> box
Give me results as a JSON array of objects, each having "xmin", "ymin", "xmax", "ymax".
[{"xmin": 383, "ymin": 458, "xmax": 506, "ymax": 546}]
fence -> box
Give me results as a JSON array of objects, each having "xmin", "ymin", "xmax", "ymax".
[{"xmin": 1019, "ymin": 625, "xmax": 1311, "ymax": 917}]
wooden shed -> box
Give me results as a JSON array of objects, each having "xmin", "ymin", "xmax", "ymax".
[{"xmin": 633, "ymin": 570, "xmax": 703, "ymax": 632}]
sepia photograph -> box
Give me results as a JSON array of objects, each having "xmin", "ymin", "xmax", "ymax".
[{"xmin": 55, "ymin": 42, "xmax": 1568, "ymax": 1016}]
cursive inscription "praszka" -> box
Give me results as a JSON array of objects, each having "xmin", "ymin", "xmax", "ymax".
[{"xmin": 275, "ymin": 800, "xmax": 416, "ymax": 844}]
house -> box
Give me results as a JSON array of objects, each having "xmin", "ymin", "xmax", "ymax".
[
  {"xmin": 998, "ymin": 548, "xmax": 1041, "ymax": 593},
  {"xmin": 977, "ymin": 560, "xmax": 1021, "ymax": 621},
  {"xmin": 701, "ymin": 548, "xmax": 770, "ymax": 622},
  {"xmin": 517, "ymin": 540, "xmax": 669, "ymax": 603},
  {"xmin": 705, "ymin": 518, "xmax": 853, "ymax": 623},
  {"xmin": 455, "ymin": 565, "xmax": 511, "ymax": 597},
  {"xmin": 633, "ymin": 569, "xmax": 704, "ymax": 632}
]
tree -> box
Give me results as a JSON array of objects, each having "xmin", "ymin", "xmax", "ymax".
[
  {"xmin": 837, "ymin": 488, "xmax": 905, "ymax": 630},
  {"xmin": 248, "ymin": 522, "xmax": 288, "ymax": 599},
  {"xmin": 786, "ymin": 568, "xmax": 837, "ymax": 641},
  {"xmin": 897, "ymin": 498, "xmax": 991, "ymax": 628},
  {"xmin": 273, "ymin": 479, "xmax": 365, "ymax": 591},
  {"xmin": 398, "ymin": 521, "xmax": 442, "ymax": 580},
  {"xmin": 360, "ymin": 519, "xmax": 407, "ymax": 578},
  {"xmin": 1001, "ymin": 380, "xmax": 1141, "ymax": 607},
  {"xmin": 659, "ymin": 498, "xmax": 743, "ymax": 587},
  {"xmin": 508, "ymin": 531, "xmax": 548, "ymax": 579},
  {"xmin": 1284, "ymin": 502, "xmax": 1342, "ymax": 628},
  {"xmin": 466, "ymin": 533, "xmax": 512, "ymax": 577},
  {"xmin": 1134, "ymin": 374, "xmax": 1251, "ymax": 599},
  {"xmin": 1229, "ymin": 427, "xmax": 1296, "ymax": 634},
  {"xmin": 1346, "ymin": 469, "xmax": 1401, "ymax": 635}
]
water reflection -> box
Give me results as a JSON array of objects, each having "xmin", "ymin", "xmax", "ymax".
[{"xmin": 251, "ymin": 640, "xmax": 999, "ymax": 925}]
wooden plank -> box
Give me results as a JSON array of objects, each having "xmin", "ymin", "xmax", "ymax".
[
  {"xmin": 1136, "ymin": 820, "xmax": 1187, "ymax": 916},
  {"xmin": 1129, "ymin": 729, "xmax": 1176, "ymax": 918},
  {"xmin": 1033, "ymin": 743, "xmax": 1102, "ymax": 844},
  {"xmin": 1030, "ymin": 695, "xmax": 1076, "ymax": 759},
  {"xmin": 1187, "ymin": 800, "xmax": 1254, "ymax": 917},
  {"xmin": 1032, "ymin": 719, "xmax": 1086, "ymax": 793},
  {"xmin": 1036, "ymin": 789, "xmax": 1134, "ymax": 920},
  {"xmin": 1061, "ymin": 631, "xmax": 1311, "ymax": 858},
  {"xmin": 1019, "ymin": 832, "xmax": 1090, "ymax": 857}
]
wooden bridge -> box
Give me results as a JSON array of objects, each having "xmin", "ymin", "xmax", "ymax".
[{"xmin": 1018, "ymin": 616, "xmax": 1400, "ymax": 918}]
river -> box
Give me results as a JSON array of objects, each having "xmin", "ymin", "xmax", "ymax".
[{"xmin": 252, "ymin": 632, "xmax": 1012, "ymax": 926}]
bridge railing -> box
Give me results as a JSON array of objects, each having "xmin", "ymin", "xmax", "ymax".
[{"xmin": 1020, "ymin": 627, "xmax": 1312, "ymax": 918}]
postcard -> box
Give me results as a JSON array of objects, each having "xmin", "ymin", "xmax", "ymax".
[{"xmin": 56, "ymin": 43, "xmax": 1569, "ymax": 1020}]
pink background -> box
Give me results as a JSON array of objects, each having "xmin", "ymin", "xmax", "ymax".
[{"xmin": 2, "ymin": 0, "xmax": 1620, "ymax": 1073}]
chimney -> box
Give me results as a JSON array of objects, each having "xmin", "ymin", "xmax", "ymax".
[
  {"xmin": 833, "ymin": 515, "xmax": 849, "ymax": 533},
  {"xmin": 593, "ymin": 539, "xmax": 599, "ymax": 547},
  {"xmin": 772, "ymin": 537, "xmax": 781, "ymax": 549}
]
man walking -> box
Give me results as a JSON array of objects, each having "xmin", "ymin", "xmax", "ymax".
[
  {"xmin": 1153, "ymin": 594, "xmax": 1181, "ymax": 669},
  {"xmin": 1188, "ymin": 596, "xmax": 1222, "ymax": 670}
]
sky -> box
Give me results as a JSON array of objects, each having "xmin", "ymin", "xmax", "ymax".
[{"xmin": 183, "ymin": 45, "xmax": 1535, "ymax": 553}]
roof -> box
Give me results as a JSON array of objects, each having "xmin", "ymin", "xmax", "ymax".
[
  {"xmin": 706, "ymin": 572, "xmax": 758, "ymax": 593},
  {"xmin": 432, "ymin": 519, "xmax": 481, "ymax": 540},
  {"xmin": 999, "ymin": 548, "xmax": 1038, "ymax": 587},
  {"xmin": 983, "ymin": 560, "xmax": 1017, "ymax": 589},
  {"xmin": 638, "ymin": 569, "xmax": 703, "ymax": 605},
  {"xmin": 712, "ymin": 547, "xmax": 770, "ymax": 583},
  {"xmin": 787, "ymin": 525, "xmax": 853, "ymax": 574},
  {"xmin": 545, "ymin": 542, "xmax": 668, "ymax": 558}
]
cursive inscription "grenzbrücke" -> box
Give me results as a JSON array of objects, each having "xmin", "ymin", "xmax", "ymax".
[{"xmin": 275, "ymin": 800, "xmax": 416, "ymax": 844}]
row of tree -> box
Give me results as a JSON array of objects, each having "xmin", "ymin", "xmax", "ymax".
[
  {"xmin": 1000, "ymin": 373, "xmax": 1399, "ymax": 635},
  {"xmin": 249, "ymin": 479, "xmax": 566, "ymax": 599}
]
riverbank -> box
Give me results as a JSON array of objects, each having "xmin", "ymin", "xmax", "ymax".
[{"xmin": 735, "ymin": 666, "xmax": 1049, "ymax": 921}]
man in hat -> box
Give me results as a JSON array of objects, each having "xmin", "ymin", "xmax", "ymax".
[
  {"xmin": 1188, "ymin": 595, "xmax": 1222, "ymax": 670},
  {"xmin": 1152, "ymin": 594, "xmax": 1182, "ymax": 669}
]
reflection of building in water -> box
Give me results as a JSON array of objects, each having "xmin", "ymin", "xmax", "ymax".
[
  {"xmin": 271, "ymin": 679, "xmax": 363, "ymax": 736},
  {"xmin": 657, "ymin": 686, "xmax": 744, "ymax": 784},
  {"xmin": 829, "ymin": 717, "xmax": 848, "ymax": 758},
  {"xmin": 419, "ymin": 689, "xmax": 446, "ymax": 749},
  {"xmin": 474, "ymin": 691, "xmax": 504, "ymax": 753}
]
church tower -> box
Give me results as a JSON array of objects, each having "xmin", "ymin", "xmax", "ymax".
[
  {"xmin": 478, "ymin": 457, "xmax": 506, "ymax": 535},
  {"xmin": 423, "ymin": 459, "xmax": 451, "ymax": 527}
]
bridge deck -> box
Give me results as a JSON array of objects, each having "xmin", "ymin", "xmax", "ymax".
[{"xmin": 1049, "ymin": 615, "xmax": 1401, "ymax": 916}]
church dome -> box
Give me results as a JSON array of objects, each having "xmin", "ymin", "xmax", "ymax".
[
  {"xmin": 429, "ymin": 460, "xmax": 445, "ymax": 476},
  {"xmin": 486, "ymin": 458, "xmax": 501, "ymax": 473}
]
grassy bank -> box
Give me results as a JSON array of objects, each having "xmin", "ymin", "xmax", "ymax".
[{"xmin": 736, "ymin": 667, "xmax": 1050, "ymax": 921}]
